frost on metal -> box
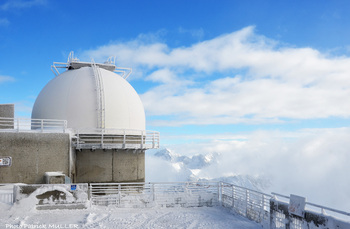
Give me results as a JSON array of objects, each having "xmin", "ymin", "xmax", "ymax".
[{"xmin": 90, "ymin": 182, "xmax": 219, "ymax": 208}]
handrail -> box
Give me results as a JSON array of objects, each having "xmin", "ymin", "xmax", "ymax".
[
  {"xmin": 91, "ymin": 181, "xmax": 217, "ymax": 186},
  {"xmin": 221, "ymin": 181, "xmax": 272, "ymax": 197},
  {"xmin": 74, "ymin": 128, "xmax": 160, "ymax": 149},
  {"xmin": 272, "ymin": 192, "xmax": 350, "ymax": 217},
  {"xmin": 0, "ymin": 117, "xmax": 67, "ymax": 133}
]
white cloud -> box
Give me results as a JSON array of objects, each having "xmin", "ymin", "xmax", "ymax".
[
  {"xmin": 0, "ymin": 75, "xmax": 15, "ymax": 83},
  {"xmin": 161, "ymin": 127, "xmax": 350, "ymax": 211},
  {"xmin": 0, "ymin": 0, "xmax": 46, "ymax": 11},
  {"xmin": 83, "ymin": 26, "xmax": 350, "ymax": 125}
]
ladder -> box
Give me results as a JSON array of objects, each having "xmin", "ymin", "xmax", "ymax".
[{"xmin": 91, "ymin": 59, "xmax": 105, "ymax": 129}]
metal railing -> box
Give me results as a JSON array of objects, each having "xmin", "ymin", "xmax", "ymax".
[
  {"xmin": 0, "ymin": 117, "xmax": 67, "ymax": 133},
  {"xmin": 0, "ymin": 192, "xmax": 13, "ymax": 204},
  {"xmin": 220, "ymin": 182, "xmax": 271, "ymax": 227},
  {"xmin": 2, "ymin": 180, "xmax": 350, "ymax": 228},
  {"xmin": 272, "ymin": 192, "xmax": 350, "ymax": 224},
  {"xmin": 90, "ymin": 181, "xmax": 350, "ymax": 228},
  {"xmin": 74, "ymin": 129, "xmax": 160, "ymax": 149},
  {"xmin": 90, "ymin": 182, "xmax": 219, "ymax": 208}
]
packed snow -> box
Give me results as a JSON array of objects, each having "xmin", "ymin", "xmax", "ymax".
[{"xmin": 0, "ymin": 198, "xmax": 262, "ymax": 229}]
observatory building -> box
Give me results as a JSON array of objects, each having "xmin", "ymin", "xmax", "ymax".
[{"xmin": 0, "ymin": 52, "xmax": 159, "ymax": 184}]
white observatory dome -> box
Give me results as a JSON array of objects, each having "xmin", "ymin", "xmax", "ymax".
[{"xmin": 32, "ymin": 65, "xmax": 145, "ymax": 131}]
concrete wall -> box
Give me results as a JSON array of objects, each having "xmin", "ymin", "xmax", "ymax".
[
  {"xmin": 0, "ymin": 131, "xmax": 146, "ymax": 184},
  {"xmin": 0, "ymin": 132, "xmax": 70, "ymax": 184},
  {"xmin": 0, "ymin": 104, "xmax": 14, "ymax": 118},
  {"xmin": 76, "ymin": 149, "xmax": 145, "ymax": 183},
  {"xmin": 0, "ymin": 104, "xmax": 14, "ymax": 129}
]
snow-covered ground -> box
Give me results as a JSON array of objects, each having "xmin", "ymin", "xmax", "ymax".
[
  {"xmin": 0, "ymin": 183, "xmax": 262, "ymax": 228},
  {"xmin": 1, "ymin": 144, "xmax": 349, "ymax": 228},
  {"xmin": 0, "ymin": 202, "xmax": 262, "ymax": 229}
]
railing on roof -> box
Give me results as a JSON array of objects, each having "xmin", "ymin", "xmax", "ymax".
[
  {"xmin": 74, "ymin": 128, "xmax": 160, "ymax": 150},
  {"xmin": 0, "ymin": 117, "xmax": 67, "ymax": 133},
  {"xmin": 51, "ymin": 51, "xmax": 132, "ymax": 79}
]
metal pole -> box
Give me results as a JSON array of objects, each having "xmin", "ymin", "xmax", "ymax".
[
  {"xmin": 101, "ymin": 133, "xmax": 104, "ymax": 149},
  {"xmin": 63, "ymin": 120, "xmax": 67, "ymax": 133},
  {"xmin": 123, "ymin": 130, "xmax": 126, "ymax": 148},
  {"xmin": 246, "ymin": 189, "xmax": 249, "ymax": 217},
  {"xmin": 232, "ymin": 185, "xmax": 235, "ymax": 209},
  {"xmin": 218, "ymin": 182, "xmax": 222, "ymax": 205},
  {"xmin": 141, "ymin": 131, "xmax": 144, "ymax": 149},
  {"xmin": 118, "ymin": 184, "xmax": 121, "ymax": 206},
  {"xmin": 89, "ymin": 183, "xmax": 92, "ymax": 206}
]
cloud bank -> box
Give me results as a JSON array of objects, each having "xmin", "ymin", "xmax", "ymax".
[
  {"xmin": 83, "ymin": 26, "xmax": 350, "ymax": 126},
  {"xmin": 146, "ymin": 127, "xmax": 350, "ymax": 212}
]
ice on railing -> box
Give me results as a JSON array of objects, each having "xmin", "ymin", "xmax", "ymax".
[
  {"xmin": 220, "ymin": 182, "xmax": 271, "ymax": 227},
  {"xmin": 0, "ymin": 192, "xmax": 13, "ymax": 204},
  {"xmin": 90, "ymin": 182, "xmax": 219, "ymax": 208}
]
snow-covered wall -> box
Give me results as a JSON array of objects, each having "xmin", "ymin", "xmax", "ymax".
[{"xmin": 13, "ymin": 184, "xmax": 89, "ymax": 210}]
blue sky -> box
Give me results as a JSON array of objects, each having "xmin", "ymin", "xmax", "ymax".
[
  {"xmin": 2, "ymin": 0, "xmax": 350, "ymax": 210},
  {"xmin": 1, "ymin": 0, "xmax": 350, "ymax": 144},
  {"xmin": 1, "ymin": 0, "xmax": 350, "ymax": 146}
]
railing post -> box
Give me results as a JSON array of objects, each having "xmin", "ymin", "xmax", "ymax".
[
  {"xmin": 141, "ymin": 130, "xmax": 144, "ymax": 149},
  {"xmin": 76, "ymin": 132, "xmax": 80, "ymax": 149},
  {"xmin": 246, "ymin": 189, "xmax": 249, "ymax": 217},
  {"xmin": 118, "ymin": 184, "xmax": 121, "ymax": 206},
  {"xmin": 41, "ymin": 119, "xmax": 44, "ymax": 132},
  {"xmin": 232, "ymin": 185, "xmax": 235, "ymax": 209},
  {"xmin": 218, "ymin": 182, "xmax": 222, "ymax": 205},
  {"xmin": 123, "ymin": 130, "xmax": 126, "ymax": 148},
  {"xmin": 17, "ymin": 118, "xmax": 19, "ymax": 132},
  {"xmin": 101, "ymin": 133, "xmax": 104, "ymax": 149},
  {"xmin": 152, "ymin": 183, "xmax": 155, "ymax": 202},
  {"xmin": 261, "ymin": 194, "xmax": 264, "ymax": 213},
  {"xmin": 89, "ymin": 183, "xmax": 92, "ymax": 206},
  {"xmin": 63, "ymin": 120, "xmax": 67, "ymax": 133}
]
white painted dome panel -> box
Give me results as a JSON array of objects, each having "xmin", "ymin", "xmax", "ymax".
[{"xmin": 32, "ymin": 66, "xmax": 145, "ymax": 131}]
